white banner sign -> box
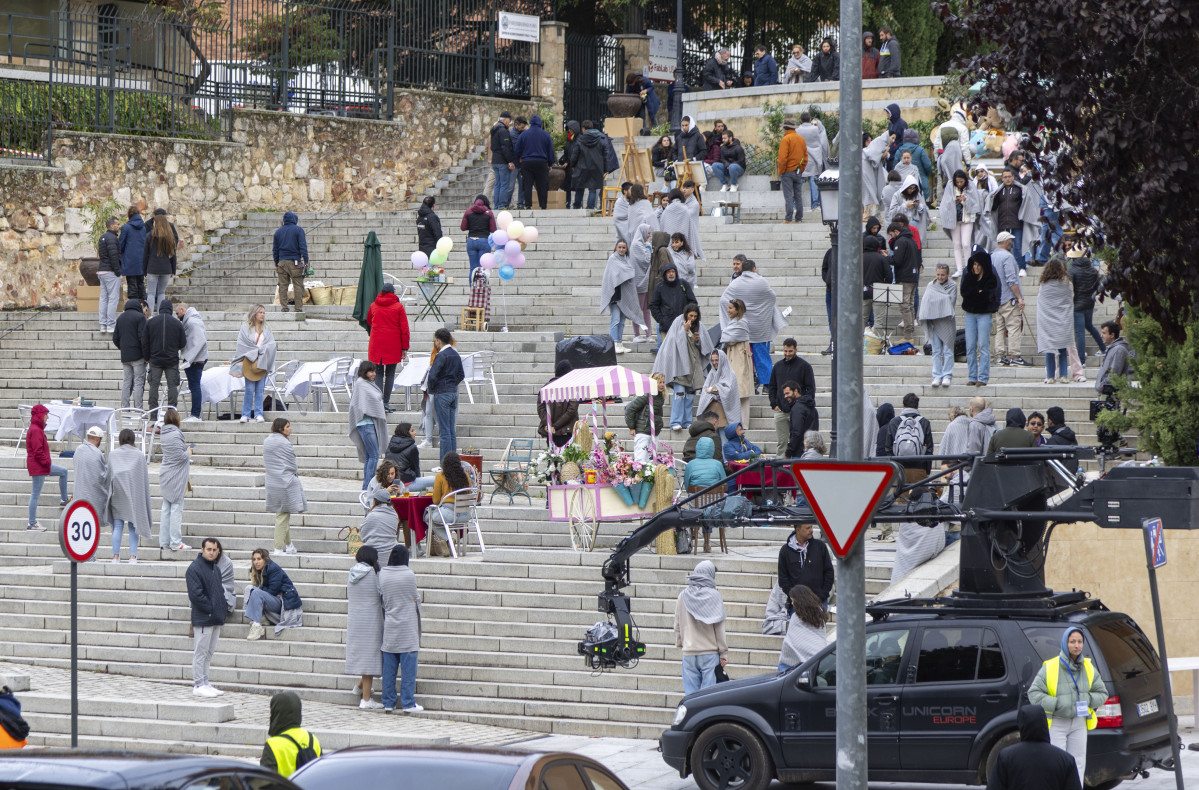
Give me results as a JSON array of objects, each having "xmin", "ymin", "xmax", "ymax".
[
  {"xmin": 646, "ymin": 29, "xmax": 677, "ymax": 81},
  {"xmin": 498, "ymin": 12, "xmax": 540, "ymax": 43}
]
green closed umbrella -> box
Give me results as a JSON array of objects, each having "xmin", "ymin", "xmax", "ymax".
[{"xmin": 353, "ymin": 231, "xmax": 383, "ymax": 332}]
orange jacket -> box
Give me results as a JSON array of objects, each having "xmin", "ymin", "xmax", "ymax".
[
  {"xmin": 0, "ymin": 728, "xmax": 25, "ymax": 749},
  {"xmin": 777, "ymin": 130, "xmax": 808, "ymax": 175}
]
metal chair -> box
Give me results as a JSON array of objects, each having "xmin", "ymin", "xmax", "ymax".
[
  {"xmin": 15, "ymin": 405, "xmax": 32, "ymax": 451},
  {"xmin": 308, "ymin": 356, "xmax": 355, "ymax": 412},
  {"xmin": 109, "ymin": 408, "xmax": 151, "ymax": 456},
  {"xmin": 488, "ymin": 438, "xmax": 534, "ymax": 505},
  {"xmin": 425, "ymin": 466, "xmax": 485, "ymax": 558},
  {"xmin": 269, "ymin": 359, "xmax": 301, "ymax": 414},
  {"xmin": 461, "ymin": 350, "xmax": 499, "ymax": 404},
  {"xmin": 687, "ymin": 485, "xmax": 729, "ymax": 553},
  {"xmin": 382, "ymin": 273, "xmax": 416, "ymax": 304}
]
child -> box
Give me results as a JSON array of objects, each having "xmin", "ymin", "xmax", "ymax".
[
  {"xmin": 625, "ymin": 373, "xmax": 665, "ymax": 464},
  {"xmin": 468, "ymin": 267, "xmax": 491, "ymax": 324}
]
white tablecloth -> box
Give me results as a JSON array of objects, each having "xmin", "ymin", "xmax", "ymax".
[
  {"xmin": 392, "ymin": 357, "xmax": 430, "ymax": 393},
  {"xmin": 286, "ymin": 358, "xmax": 360, "ymax": 400},
  {"xmin": 46, "ymin": 403, "xmax": 115, "ymax": 443},
  {"xmin": 200, "ymin": 365, "xmax": 246, "ymax": 407}
]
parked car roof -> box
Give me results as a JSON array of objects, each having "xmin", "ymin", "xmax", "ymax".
[{"xmin": 0, "ymin": 751, "xmax": 300, "ymax": 790}]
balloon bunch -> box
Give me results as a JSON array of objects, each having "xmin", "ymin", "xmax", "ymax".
[
  {"xmin": 410, "ymin": 237, "xmax": 454, "ymax": 271},
  {"xmin": 478, "ymin": 210, "xmax": 539, "ymax": 281}
]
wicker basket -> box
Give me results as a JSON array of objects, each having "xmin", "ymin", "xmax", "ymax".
[
  {"xmin": 335, "ymin": 285, "xmax": 357, "ymax": 305},
  {"xmin": 560, "ymin": 461, "xmax": 581, "ymax": 482},
  {"xmin": 308, "ymin": 285, "xmax": 334, "ymax": 305}
]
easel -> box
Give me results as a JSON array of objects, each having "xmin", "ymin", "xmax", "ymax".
[
  {"xmin": 603, "ymin": 118, "xmax": 655, "ymax": 216},
  {"xmin": 673, "ymin": 156, "xmax": 704, "ymax": 213}
]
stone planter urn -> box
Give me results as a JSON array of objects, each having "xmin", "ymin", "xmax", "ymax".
[
  {"xmin": 78, "ymin": 258, "xmax": 101, "ymax": 286},
  {"xmin": 549, "ymin": 165, "xmax": 567, "ymax": 191},
  {"xmin": 606, "ymin": 94, "xmax": 643, "ymax": 118}
]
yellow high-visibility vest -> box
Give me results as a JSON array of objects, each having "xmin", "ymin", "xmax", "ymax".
[
  {"xmin": 1044, "ymin": 656, "xmax": 1098, "ymax": 730},
  {"xmin": 265, "ymin": 727, "xmax": 321, "ymax": 777}
]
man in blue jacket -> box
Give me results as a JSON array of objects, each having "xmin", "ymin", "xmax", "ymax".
[
  {"xmin": 426, "ymin": 328, "xmax": 465, "ymax": 453},
  {"xmin": 119, "ymin": 207, "xmax": 147, "ymax": 301},
  {"xmin": 514, "ymin": 115, "xmax": 555, "ymax": 210},
  {"xmin": 753, "ymin": 45, "xmax": 779, "ymax": 86},
  {"xmin": 626, "ymin": 72, "xmax": 661, "ymax": 135},
  {"xmin": 273, "ymin": 212, "xmax": 309, "ymax": 314},
  {"xmin": 187, "ymin": 538, "xmax": 227, "ymax": 698}
]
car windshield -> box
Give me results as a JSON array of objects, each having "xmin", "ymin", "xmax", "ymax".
[{"xmin": 291, "ymin": 756, "xmax": 519, "ymax": 790}]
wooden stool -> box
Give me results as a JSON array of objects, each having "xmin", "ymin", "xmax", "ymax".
[
  {"xmin": 461, "ymin": 306, "xmax": 486, "ymax": 332},
  {"xmin": 601, "ymin": 186, "xmax": 621, "ymax": 216}
]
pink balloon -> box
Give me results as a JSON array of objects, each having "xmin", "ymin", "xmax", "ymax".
[
  {"xmin": 496, "ymin": 210, "xmax": 513, "ymax": 230},
  {"xmin": 492, "ymin": 230, "xmax": 510, "ymax": 247},
  {"xmin": 479, "ymin": 253, "xmax": 495, "ymax": 269},
  {"xmin": 521, "ymin": 226, "xmax": 538, "ymax": 243},
  {"xmin": 510, "ymin": 252, "xmax": 526, "ymax": 268},
  {"xmin": 504, "ymin": 240, "xmax": 522, "ymax": 256}
]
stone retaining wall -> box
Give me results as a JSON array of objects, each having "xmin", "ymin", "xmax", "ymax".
[{"xmin": 0, "ymin": 90, "xmax": 533, "ymax": 309}]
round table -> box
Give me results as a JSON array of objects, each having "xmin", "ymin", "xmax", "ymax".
[{"xmin": 390, "ymin": 494, "xmax": 433, "ymax": 547}]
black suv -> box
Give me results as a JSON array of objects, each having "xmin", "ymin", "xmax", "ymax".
[{"xmin": 660, "ymin": 599, "xmax": 1173, "ymax": 790}]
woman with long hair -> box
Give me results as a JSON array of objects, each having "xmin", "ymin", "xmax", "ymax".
[
  {"xmin": 243, "ymin": 547, "xmax": 303, "ymax": 641},
  {"xmin": 346, "ymin": 544, "xmax": 384, "ymax": 708},
  {"xmin": 142, "ymin": 209, "xmax": 178, "ymax": 311},
  {"xmin": 777, "ymin": 585, "xmax": 828, "ymax": 671},
  {"xmin": 653, "ymin": 303, "xmax": 712, "ymax": 432},
  {"xmin": 1036, "ymin": 257, "xmax": 1077, "ymax": 384},
  {"xmin": 460, "ymin": 194, "xmax": 496, "ymax": 278},
  {"xmin": 668, "ymin": 232, "xmax": 696, "ymax": 289},
  {"xmin": 109, "ymin": 427, "xmax": 153, "ymax": 563},
  {"xmin": 157, "ymin": 408, "xmax": 192, "ymax": 552},
  {"xmin": 235, "ymin": 304, "xmax": 276, "ymax": 423},
  {"xmin": 387, "ymin": 423, "xmax": 435, "ymax": 492},
  {"xmin": 651, "ymin": 135, "xmax": 676, "ymax": 186},
  {"xmin": 721, "ymin": 299, "xmax": 753, "ymax": 427},
  {"xmin": 422, "ymin": 451, "xmax": 472, "ymax": 551},
  {"xmin": 939, "ymin": 169, "xmax": 982, "ymax": 277},
  {"xmin": 349, "ymin": 361, "xmax": 387, "ymax": 489},
  {"xmin": 599, "ymin": 240, "xmax": 645, "ymax": 355},
  {"xmin": 262, "ymin": 418, "xmax": 305, "ymax": 555}
]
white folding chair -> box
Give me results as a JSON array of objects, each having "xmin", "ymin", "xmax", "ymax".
[
  {"xmin": 15, "ymin": 405, "xmax": 32, "ymax": 451},
  {"xmin": 383, "ymin": 273, "xmax": 416, "ymax": 304},
  {"xmin": 461, "ymin": 350, "xmax": 499, "ymax": 405},
  {"xmin": 269, "ymin": 359, "xmax": 301, "ymax": 414},
  {"xmin": 142, "ymin": 406, "xmax": 175, "ymax": 460},
  {"xmin": 109, "ymin": 408, "xmax": 151, "ymax": 455},
  {"xmin": 425, "ymin": 463, "xmax": 485, "ymax": 558},
  {"xmin": 308, "ymin": 356, "xmax": 355, "ymax": 412}
]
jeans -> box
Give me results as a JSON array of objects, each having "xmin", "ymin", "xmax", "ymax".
[
  {"xmin": 1002, "ymin": 227, "xmax": 1026, "ymax": 270},
  {"xmin": 122, "ymin": 360, "xmax": 146, "ymax": 410},
  {"xmin": 160, "ymin": 500, "xmax": 183, "ymax": 548},
  {"xmin": 433, "ymin": 391, "xmax": 458, "ymax": 453},
  {"xmin": 945, "ymin": 529, "xmax": 962, "ymax": 546},
  {"xmin": 521, "ymin": 160, "xmax": 549, "ymax": 209},
  {"xmin": 184, "ymin": 361, "xmax": 205, "ymax": 418},
  {"xmin": 803, "ymin": 174, "xmax": 821, "ymax": 208},
  {"xmin": 407, "ymin": 476, "xmax": 435, "ymax": 492},
  {"xmin": 573, "ymin": 188, "xmax": 599, "ymax": 210},
  {"xmin": 929, "ymin": 331, "xmax": 954, "ymax": 380},
  {"xmin": 376, "ymin": 363, "xmax": 397, "ymax": 407},
  {"xmin": 825, "ymin": 288, "xmax": 833, "ymax": 336},
  {"xmin": 148, "ymin": 364, "xmax": 179, "ymax": 414},
  {"xmin": 98, "ymin": 271, "xmax": 121, "ymax": 328},
  {"xmin": 244, "ymin": 585, "xmax": 283, "ymax": 624},
  {"xmin": 112, "ymin": 518, "xmax": 139, "ymax": 557},
  {"xmin": 192, "ymin": 625, "xmax": 220, "ymax": 687},
  {"xmin": 711, "ymin": 162, "xmax": 744, "ymax": 186},
  {"xmin": 146, "ymin": 273, "xmax": 170, "ymax": 312},
  {"xmin": 358, "ymin": 423, "xmax": 380, "ymax": 489},
  {"xmin": 964, "ymin": 312, "xmax": 993, "ymax": 383},
  {"xmin": 1074, "ymin": 309, "xmax": 1105, "ymax": 357},
  {"xmin": 682, "ymin": 653, "xmax": 719, "ymax": 694},
  {"xmin": 609, "ymin": 304, "xmax": 625, "ymax": 343},
  {"xmin": 492, "ymin": 164, "xmax": 514, "ymax": 209},
  {"xmin": 241, "ymin": 376, "xmax": 266, "ymax": 418},
  {"xmin": 750, "ymin": 342, "xmax": 772, "ymax": 390},
  {"xmin": 1036, "ymin": 207, "xmax": 1062, "ymax": 264},
  {"xmin": 670, "ymin": 385, "xmax": 695, "ymax": 428},
  {"xmin": 421, "ymin": 397, "xmax": 436, "ymax": 443},
  {"xmin": 29, "ymin": 465, "xmax": 69, "ymax": 524},
  {"xmin": 382, "ymin": 650, "xmax": 419, "ymax": 709},
  {"xmin": 466, "ymin": 237, "xmax": 490, "ymax": 279},
  {"xmin": 780, "ymin": 171, "xmax": 803, "ymax": 221},
  {"xmin": 1045, "ymin": 350, "xmax": 1069, "ymax": 379}
]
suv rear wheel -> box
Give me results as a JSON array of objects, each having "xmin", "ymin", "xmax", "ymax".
[
  {"xmin": 981, "ymin": 731, "xmax": 1020, "ymax": 784},
  {"xmin": 689, "ymin": 722, "xmax": 774, "ymax": 790}
]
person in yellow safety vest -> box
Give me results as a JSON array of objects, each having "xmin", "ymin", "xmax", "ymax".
[
  {"xmin": 260, "ymin": 691, "xmax": 322, "ymax": 776},
  {"xmin": 1027, "ymin": 627, "xmax": 1108, "ymax": 787}
]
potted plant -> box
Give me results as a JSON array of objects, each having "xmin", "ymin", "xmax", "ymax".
[
  {"xmin": 758, "ymin": 100, "xmax": 788, "ymax": 191},
  {"xmin": 79, "ymin": 197, "xmax": 122, "ymax": 285}
]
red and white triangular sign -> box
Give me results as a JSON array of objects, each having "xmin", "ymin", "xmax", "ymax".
[{"xmin": 793, "ymin": 462, "xmax": 895, "ymax": 557}]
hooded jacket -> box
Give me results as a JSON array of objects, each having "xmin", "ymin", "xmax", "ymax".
[
  {"xmin": 416, "ymin": 204, "xmax": 443, "ymax": 256},
  {"xmin": 272, "ymin": 212, "xmax": 309, "ymax": 266},
  {"xmin": 862, "ymin": 236, "xmax": 890, "ymax": 299},
  {"xmin": 786, "ymin": 396, "xmax": 819, "ymax": 458},
  {"xmin": 185, "ymin": 551, "xmax": 227, "ymax": 628},
  {"xmin": 676, "ymin": 117, "xmax": 705, "ymax": 161},
  {"xmin": 888, "ymin": 225, "xmax": 921, "ymax": 283},
  {"xmin": 179, "ymin": 306, "xmax": 208, "ymax": 367},
  {"xmin": 877, "ymin": 407, "xmax": 934, "ymax": 470},
  {"xmin": 648, "ymin": 264, "xmax": 695, "ymax": 331},
  {"xmin": 569, "ymin": 129, "xmax": 608, "ymax": 190},
  {"xmin": 719, "ymin": 138, "xmax": 746, "ymax": 169},
  {"xmin": 490, "ymin": 120, "xmax": 514, "ymax": 164},
  {"xmin": 254, "ymin": 559, "xmax": 304, "ymax": 610},
  {"xmin": 683, "ymin": 437, "xmax": 726, "ymax": 488},
  {"xmin": 861, "ymin": 34, "xmax": 880, "ymax": 79},
  {"xmin": 810, "ymin": 40, "xmax": 839, "ymax": 81},
  {"xmin": 112, "ymin": 299, "xmax": 148, "ymax": 363},
  {"xmin": 897, "ymin": 136, "xmax": 933, "ymax": 198},
  {"xmin": 25, "ymin": 404, "xmax": 51, "ymax": 477},
  {"xmin": 1045, "ymin": 423, "xmax": 1078, "ymax": 446},
  {"xmin": 366, "ymin": 291, "xmax": 410, "ymax": 365},
  {"xmin": 1068, "ymin": 258, "xmax": 1100, "ymax": 311},
  {"xmin": 260, "ymin": 691, "xmax": 321, "ymax": 776},
  {"xmin": 879, "ymin": 34, "xmax": 901, "ymax": 78},
  {"xmin": 460, "ymin": 198, "xmax": 497, "ymax": 238},
  {"xmin": 145, "ymin": 300, "xmax": 186, "ymax": 368},
  {"xmin": 118, "ymin": 214, "xmax": 146, "ymax": 277},
  {"xmin": 701, "ymin": 55, "xmax": 736, "ymax": 90},
  {"xmin": 683, "ymin": 420, "xmax": 723, "ymax": 463},
  {"xmin": 988, "ymin": 408, "xmax": 1037, "ymax": 453},
  {"xmin": 514, "ymin": 115, "xmax": 554, "ymax": 162},
  {"xmin": 961, "ymin": 249, "xmax": 1000, "ymax": 314},
  {"xmin": 966, "ymin": 408, "xmax": 998, "ymax": 455},
  {"xmin": 986, "ymin": 704, "xmax": 1083, "ymax": 790},
  {"xmin": 778, "ymin": 531, "xmax": 835, "ymax": 603},
  {"xmin": 753, "ymin": 52, "xmax": 779, "ymax": 86},
  {"xmin": 539, "ymin": 360, "xmax": 581, "ymax": 442},
  {"xmin": 98, "ymin": 229, "xmax": 121, "ymax": 275},
  {"xmin": 624, "ymin": 389, "xmax": 664, "ymax": 436},
  {"xmin": 386, "ymin": 431, "xmax": 421, "ymax": 483},
  {"xmin": 1095, "ymin": 336, "xmax": 1132, "ymax": 394},
  {"xmin": 721, "ymin": 423, "xmax": 761, "ymax": 464},
  {"xmin": 1028, "ymin": 628, "xmax": 1109, "ymax": 724},
  {"xmin": 885, "ymin": 104, "xmax": 908, "ymax": 168}
]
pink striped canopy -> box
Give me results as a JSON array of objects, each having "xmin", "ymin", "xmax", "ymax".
[{"xmin": 539, "ymin": 365, "xmax": 659, "ymax": 403}]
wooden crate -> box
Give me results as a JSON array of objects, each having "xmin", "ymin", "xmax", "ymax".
[{"xmin": 76, "ymin": 285, "xmax": 101, "ymax": 313}]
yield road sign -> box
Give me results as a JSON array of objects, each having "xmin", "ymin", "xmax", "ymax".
[{"xmin": 793, "ymin": 462, "xmax": 896, "ymax": 557}]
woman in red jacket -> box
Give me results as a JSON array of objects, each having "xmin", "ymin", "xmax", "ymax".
[
  {"xmin": 366, "ymin": 283, "xmax": 410, "ymax": 412},
  {"xmin": 25, "ymin": 404, "xmax": 69, "ymax": 531}
]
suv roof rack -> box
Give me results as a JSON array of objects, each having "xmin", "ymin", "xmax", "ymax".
[{"xmin": 867, "ymin": 591, "xmax": 1110, "ymax": 621}]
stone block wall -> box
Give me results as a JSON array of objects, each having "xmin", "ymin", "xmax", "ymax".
[{"xmin": 0, "ymin": 90, "xmax": 534, "ymax": 309}]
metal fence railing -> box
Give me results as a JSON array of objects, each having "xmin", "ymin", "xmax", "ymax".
[{"xmin": 564, "ymin": 33, "xmax": 624, "ymax": 126}]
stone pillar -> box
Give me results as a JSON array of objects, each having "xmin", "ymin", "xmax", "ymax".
[
  {"xmin": 614, "ymin": 33, "xmax": 650, "ymax": 78},
  {"xmin": 533, "ymin": 20, "xmax": 567, "ymax": 122}
]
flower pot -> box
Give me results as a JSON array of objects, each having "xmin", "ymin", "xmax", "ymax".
[
  {"xmin": 606, "ymin": 94, "xmax": 643, "ymax": 118},
  {"xmin": 638, "ymin": 481, "xmax": 652, "ymax": 508},
  {"xmin": 613, "ymin": 483, "xmax": 635, "ymax": 506},
  {"xmin": 78, "ymin": 257, "xmax": 101, "ymax": 286},
  {"xmin": 549, "ymin": 164, "xmax": 567, "ymax": 191}
]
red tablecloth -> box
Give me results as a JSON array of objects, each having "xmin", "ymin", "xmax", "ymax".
[
  {"xmin": 728, "ymin": 462, "xmax": 799, "ymax": 491},
  {"xmin": 390, "ymin": 495, "xmax": 433, "ymax": 544}
]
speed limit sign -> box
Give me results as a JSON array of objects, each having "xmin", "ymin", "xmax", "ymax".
[{"xmin": 60, "ymin": 500, "xmax": 101, "ymax": 563}]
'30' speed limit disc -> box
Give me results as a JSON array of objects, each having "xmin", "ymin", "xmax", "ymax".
[{"xmin": 60, "ymin": 500, "xmax": 101, "ymax": 563}]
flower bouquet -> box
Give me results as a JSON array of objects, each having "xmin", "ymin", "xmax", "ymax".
[
  {"xmin": 608, "ymin": 452, "xmax": 647, "ymax": 506},
  {"xmin": 416, "ymin": 264, "xmax": 446, "ymax": 283}
]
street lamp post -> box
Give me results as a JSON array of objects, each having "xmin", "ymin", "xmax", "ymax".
[
  {"xmin": 669, "ymin": 0, "xmax": 683, "ymax": 136},
  {"xmin": 816, "ymin": 166, "xmax": 840, "ymax": 457}
]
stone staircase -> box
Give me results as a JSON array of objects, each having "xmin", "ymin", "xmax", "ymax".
[{"xmin": 0, "ymin": 196, "xmax": 1119, "ymax": 751}]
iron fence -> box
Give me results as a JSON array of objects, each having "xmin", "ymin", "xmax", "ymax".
[{"xmin": 564, "ymin": 33, "xmax": 624, "ymax": 125}]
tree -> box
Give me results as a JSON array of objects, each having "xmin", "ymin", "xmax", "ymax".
[
  {"xmin": 936, "ymin": 0, "xmax": 1199, "ymax": 341},
  {"xmin": 862, "ymin": 0, "xmax": 942, "ymax": 77}
]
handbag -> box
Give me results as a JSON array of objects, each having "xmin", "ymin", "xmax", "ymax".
[
  {"xmin": 337, "ymin": 526, "xmax": 363, "ymax": 556},
  {"xmin": 242, "ymin": 356, "xmax": 267, "ymax": 381}
]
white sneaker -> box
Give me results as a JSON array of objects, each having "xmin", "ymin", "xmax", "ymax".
[
  {"xmin": 183, "ymin": 416, "xmax": 201, "ymax": 423},
  {"xmin": 720, "ymin": 184, "xmax": 730, "ymax": 192},
  {"xmin": 730, "ymin": 185, "xmax": 738, "ymax": 192},
  {"xmin": 613, "ymin": 342, "xmax": 630, "ymax": 354},
  {"xmin": 175, "ymin": 542, "xmax": 191, "ymax": 551},
  {"xmin": 952, "ymin": 270, "xmax": 962, "ymax": 279},
  {"xmin": 284, "ymin": 544, "xmax": 297, "ymax": 555},
  {"xmin": 247, "ymin": 622, "xmax": 265, "ymax": 640},
  {"xmin": 111, "ymin": 556, "xmax": 120, "ymax": 564},
  {"xmin": 931, "ymin": 378, "xmax": 942, "ymax": 387},
  {"xmin": 402, "ymin": 704, "xmax": 424, "ymax": 713},
  {"xmin": 209, "ymin": 686, "xmax": 224, "ymax": 695},
  {"xmin": 255, "ymin": 415, "xmax": 264, "ymax": 423},
  {"xmin": 193, "ymin": 685, "xmax": 221, "ymax": 698},
  {"xmin": 1018, "ymin": 270, "xmax": 1027, "ymax": 278},
  {"xmin": 128, "ymin": 557, "xmax": 138, "ymax": 564},
  {"xmin": 416, "ymin": 440, "xmax": 431, "ymax": 449},
  {"xmin": 359, "ymin": 699, "xmax": 385, "ymax": 710},
  {"xmin": 239, "ymin": 416, "xmax": 248, "ymax": 424}
]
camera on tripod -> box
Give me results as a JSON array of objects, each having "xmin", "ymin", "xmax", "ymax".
[{"xmin": 1089, "ymin": 391, "xmax": 1121, "ymax": 448}]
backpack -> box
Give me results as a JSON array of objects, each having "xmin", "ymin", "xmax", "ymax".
[
  {"xmin": 279, "ymin": 731, "xmax": 318, "ymax": 769},
  {"xmin": 892, "ymin": 415, "xmax": 924, "ymax": 457}
]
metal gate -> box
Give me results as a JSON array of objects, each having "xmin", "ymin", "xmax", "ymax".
[{"xmin": 563, "ymin": 32, "xmax": 623, "ymax": 126}]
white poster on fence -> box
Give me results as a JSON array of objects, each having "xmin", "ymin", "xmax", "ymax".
[
  {"xmin": 647, "ymin": 29, "xmax": 677, "ymax": 81},
  {"xmin": 498, "ymin": 12, "xmax": 540, "ymax": 43}
]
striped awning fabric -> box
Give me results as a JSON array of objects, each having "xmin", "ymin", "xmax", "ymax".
[{"xmin": 539, "ymin": 365, "xmax": 659, "ymax": 403}]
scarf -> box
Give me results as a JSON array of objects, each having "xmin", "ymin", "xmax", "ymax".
[
  {"xmin": 599, "ymin": 251, "xmax": 643, "ymax": 324},
  {"xmin": 109, "ymin": 444, "xmax": 153, "ymax": 539},
  {"xmin": 652, "ymin": 314, "xmax": 714, "ymax": 387},
  {"xmin": 697, "ymin": 350, "xmax": 742, "ymax": 426},
  {"xmin": 719, "ymin": 272, "xmax": 787, "ymax": 343},
  {"xmin": 680, "ymin": 560, "xmax": 726, "ymax": 624}
]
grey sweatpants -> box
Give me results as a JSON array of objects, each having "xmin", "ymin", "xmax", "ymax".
[
  {"xmin": 122, "ymin": 360, "xmax": 146, "ymax": 410},
  {"xmin": 1049, "ymin": 715, "xmax": 1088, "ymax": 787},
  {"xmin": 192, "ymin": 624, "xmax": 221, "ymax": 686}
]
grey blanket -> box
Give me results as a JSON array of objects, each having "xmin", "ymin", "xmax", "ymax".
[
  {"xmin": 360, "ymin": 503, "xmax": 400, "ymax": 554},
  {"xmin": 918, "ymin": 278, "xmax": 958, "ymax": 347},
  {"xmin": 679, "ymin": 560, "xmax": 725, "ymax": 623},
  {"xmin": 719, "ymin": 272, "xmax": 786, "ymax": 343},
  {"xmin": 761, "ymin": 584, "xmax": 789, "ymax": 636},
  {"xmin": 234, "ymin": 323, "xmax": 277, "ymax": 377},
  {"xmin": 697, "ymin": 349, "xmax": 742, "ymax": 426},
  {"xmin": 612, "ymin": 195, "xmax": 629, "ymax": 245},
  {"xmin": 263, "ymin": 432, "xmax": 307, "ymax": 513},
  {"xmin": 348, "ymin": 378, "xmax": 387, "ymax": 464},
  {"xmin": 890, "ymin": 521, "xmax": 947, "ymax": 584},
  {"xmin": 936, "ymin": 139, "xmax": 963, "ymax": 186},
  {"xmin": 625, "ymin": 200, "xmax": 658, "ymax": 252},
  {"xmin": 72, "ymin": 441, "xmax": 112, "ymax": 527},
  {"xmin": 888, "ymin": 174, "xmax": 929, "ymax": 241},
  {"xmin": 109, "ymin": 444, "xmax": 153, "ymax": 540},
  {"xmin": 659, "ymin": 202, "xmax": 699, "ymax": 266},
  {"xmin": 862, "ymin": 134, "xmax": 890, "ymax": 208},
  {"xmin": 631, "ymin": 225, "xmax": 653, "ymax": 293},
  {"xmin": 684, "ymin": 194, "xmax": 705, "ymax": 259},
  {"xmin": 670, "ymin": 249, "xmax": 697, "ymax": 290},
  {"xmin": 652, "ymin": 314, "xmax": 713, "ymax": 387},
  {"xmin": 157, "ymin": 424, "xmax": 190, "ymax": 504},
  {"xmin": 939, "ymin": 179, "xmax": 983, "ymax": 234},
  {"xmin": 599, "ymin": 251, "xmax": 644, "ymax": 325},
  {"xmin": 721, "ymin": 316, "xmax": 751, "ymax": 344},
  {"xmin": 1036, "ymin": 278, "xmax": 1075, "ymax": 353},
  {"xmin": 380, "ymin": 565, "xmax": 421, "ymax": 653}
]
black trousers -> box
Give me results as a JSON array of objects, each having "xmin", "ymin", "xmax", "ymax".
[
  {"xmin": 521, "ymin": 160, "xmax": 549, "ymax": 210},
  {"xmin": 126, "ymin": 275, "xmax": 146, "ymax": 301},
  {"xmin": 375, "ymin": 362, "xmax": 397, "ymax": 406}
]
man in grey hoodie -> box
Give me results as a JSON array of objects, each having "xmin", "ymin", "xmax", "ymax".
[
  {"xmin": 1095, "ymin": 321, "xmax": 1132, "ymax": 395},
  {"xmin": 965, "ymin": 395, "xmax": 998, "ymax": 456},
  {"xmin": 175, "ymin": 302, "xmax": 209, "ymax": 422}
]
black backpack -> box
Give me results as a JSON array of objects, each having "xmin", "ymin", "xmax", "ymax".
[{"xmin": 280, "ymin": 731, "xmax": 318, "ymax": 768}]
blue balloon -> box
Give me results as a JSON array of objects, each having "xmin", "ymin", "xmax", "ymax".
[
  {"xmin": 487, "ymin": 233, "xmax": 495, "ymax": 247},
  {"xmin": 498, "ymin": 264, "xmax": 516, "ymax": 281}
]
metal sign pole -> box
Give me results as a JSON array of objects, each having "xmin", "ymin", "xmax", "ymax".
[
  {"xmin": 59, "ymin": 498, "xmax": 99, "ymax": 750},
  {"xmin": 833, "ymin": 0, "xmax": 866, "ymax": 786},
  {"xmin": 71, "ymin": 560, "xmax": 78, "ymax": 748},
  {"xmin": 1141, "ymin": 519, "xmax": 1184, "ymax": 790}
]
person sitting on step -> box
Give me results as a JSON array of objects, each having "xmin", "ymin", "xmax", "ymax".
[{"xmin": 244, "ymin": 548, "xmax": 303, "ymax": 640}]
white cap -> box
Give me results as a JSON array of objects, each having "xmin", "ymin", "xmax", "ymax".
[
  {"xmin": 86, "ymin": 426, "xmax": 105, "ymax": 438},
  {"xmin": 995, "ymin": 231, "xmax": 1015, "ymax": 244}
]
